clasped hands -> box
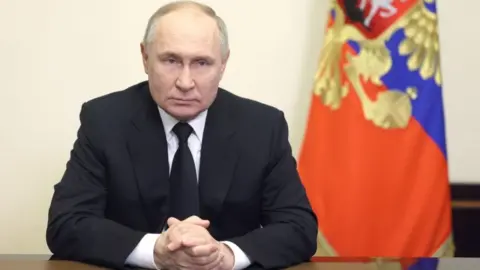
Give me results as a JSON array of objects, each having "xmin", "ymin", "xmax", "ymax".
[{"xmin": 154, "ymin": 216, "xmax": 234, "ymax": 270}]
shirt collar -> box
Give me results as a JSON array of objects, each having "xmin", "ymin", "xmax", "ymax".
[{"xmin": 157, "ymin": 106, "xmax": 207, "ymax": 142}]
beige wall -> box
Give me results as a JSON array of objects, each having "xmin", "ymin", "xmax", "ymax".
[{"xmin": 0, "ymin": 0, "xmax": 476, "ymax": 254}]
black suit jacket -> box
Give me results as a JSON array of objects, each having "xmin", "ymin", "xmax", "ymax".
[{"xmin": 46, "ymin": 81, "xmax": 318, "ymax": 269}]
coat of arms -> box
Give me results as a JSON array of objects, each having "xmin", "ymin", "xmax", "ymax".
[{"xmin": 314, "ymin": 0, "xmax": 441, "ymax": 129}]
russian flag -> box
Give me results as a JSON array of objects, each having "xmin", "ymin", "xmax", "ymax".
[{"xmin": 298, "ymin": 0, "xmax": 453, "ymax": 257}]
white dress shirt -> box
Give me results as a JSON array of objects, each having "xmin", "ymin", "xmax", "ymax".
[{"xmin": 125, "ymin": 107, "xmax": 252, "ymax": 269}]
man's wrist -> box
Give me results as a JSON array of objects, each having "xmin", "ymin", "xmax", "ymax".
[
  {"xmin": 221, "ymin": 241, "xmax": 252, "ymax": 270},
  {"xmin": 153, "ymin": 234, "xmax": 167, "ymax": 269},
  {"xmin": 221, "ymin": 242, "xmax": 235, "ymax": 270}
]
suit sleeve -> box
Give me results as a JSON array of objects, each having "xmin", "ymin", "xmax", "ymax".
[
  {"xmin": 227, "ymin": 111, "xmax": 318, "ymax": 269},
  {"xmin": 46, "ymin": 103, "xmax": 146, "ymax": 269}
]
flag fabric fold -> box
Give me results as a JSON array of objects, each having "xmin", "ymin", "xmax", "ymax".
[{"xmin": 298, "ymin": 0, "xmax": 453, "ymax": 257}]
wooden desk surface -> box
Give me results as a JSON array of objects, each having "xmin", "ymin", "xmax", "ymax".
[
  {"xmin": 0, "ymin": 260, "xmax": 326, "ymax": 270},
  {"xmin": 0, "ymin": 260, "xmax": 106, "ymax": 270},
  {"xmin": 1, "ymin": 255, "xmax": 480, "ymax": 269}
]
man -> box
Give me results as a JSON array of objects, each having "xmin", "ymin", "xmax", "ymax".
[{"xmin": 46, "ymin": 1, "xmax": 318, "ymax": 269}]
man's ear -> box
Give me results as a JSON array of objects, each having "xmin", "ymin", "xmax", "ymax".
[{"xmin": 140, "ymin": 42, "xmax": 148, "ymax": 74}]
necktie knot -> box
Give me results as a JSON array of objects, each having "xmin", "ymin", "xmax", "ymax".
[{"xmin": 173, "ymin": 122, "xmax": 193, "ymax": 143}]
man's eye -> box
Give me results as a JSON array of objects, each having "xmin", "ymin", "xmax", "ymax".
[
  {"xmin": 197, "ymin": 60, "xmax": 208, "ymax": 66},
  {"xmin": 161, "ymin": 57, "xmax": 177, "ymax": 64}
]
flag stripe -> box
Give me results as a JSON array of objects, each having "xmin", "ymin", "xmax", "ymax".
[{"xmin": 382, "ymin": 29, "xmax": 447, "ymax": 158}]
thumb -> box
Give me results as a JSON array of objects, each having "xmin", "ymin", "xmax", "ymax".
[
  {"xmin": 185, "ymin": 216, "xmax": 210, "ymax": 227},
  {"xmin": 167, "ymin": 217, "xmax": 181, "ymax": 227}
]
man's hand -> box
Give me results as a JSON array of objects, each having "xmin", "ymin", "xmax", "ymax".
[{"xmin": 153, "ymin": 216, "xmax": 234, "ymax": 270}]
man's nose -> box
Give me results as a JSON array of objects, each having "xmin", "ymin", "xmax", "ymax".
[{"xmin": 175, "ymin": 66, "xmax": 195, "ymax": 91}]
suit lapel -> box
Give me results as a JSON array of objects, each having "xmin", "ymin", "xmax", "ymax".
[
  {"xmin": 127, "ymin": 88, "xmax": 170, "ymax": 232},
  {"xmin": 199, "ymin": 90, "xmax": 238, "ymax": 220}
]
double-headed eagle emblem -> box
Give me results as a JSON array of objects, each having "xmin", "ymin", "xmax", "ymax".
[{"xmin": 314, "ymin": 0, "xmax": 440, "ymax": 129}]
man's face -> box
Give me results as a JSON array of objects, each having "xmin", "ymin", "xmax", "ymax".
[{"xmin": 141, "ymin": 8, "xmax": 229, "ymax": 121}]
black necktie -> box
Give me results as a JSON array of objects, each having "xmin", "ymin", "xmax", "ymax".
[{"xmin": 169, "ymin": 122, "xmax": 200, "ymax": 220}]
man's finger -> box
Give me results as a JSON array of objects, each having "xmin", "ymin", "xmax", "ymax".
[
  {"xmin": 166, "ymin": 216, "xmax": 210, "ymax": 228},
  {"xmin": 206, "ymin": 254, "xmax": 224, "ymax": 270},
  {"xmin": 180, "ymin": 236, "xmax": 210, "ymax": 248},
  {"xmin": 184, "ymin": 216, "xmax": 210, "ymax": 228},
  {"xmin": 166, "ymin": 239, "xmax": 183, "ymax": 252},
  {"xmin": 167, "ymin": 217, "xmax": 181, "ymax": 227},
  {"xmin": 184, "ymin": 243, "xmax": 218, "ymax": 257},
  {"xmin": 190, "ymin": 250, "xmax": 224, "ymax": 269}
]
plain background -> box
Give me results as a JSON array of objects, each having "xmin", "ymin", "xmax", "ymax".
[{"xmin": 0, "ymin": 0, "xmax": 477, "ymax": 254}]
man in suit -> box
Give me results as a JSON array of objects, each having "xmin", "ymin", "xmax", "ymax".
[{"xmin": 46, "ymin": 1, "xmax": 318, "ymax": 269}]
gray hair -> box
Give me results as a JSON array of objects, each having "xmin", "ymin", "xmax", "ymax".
[{"xmin": 142, "ymin": 0, "xmax": 229, "ymax": 58}]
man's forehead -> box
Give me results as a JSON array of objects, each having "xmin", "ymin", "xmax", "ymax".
[
  {"xmin": 155, "ymin": 11, "xmax": 218, "ymax": 40},
  {"xmin": 158, "ymin": 8, "xmax": 217, "ymax": 29},
  {"xmin": 153, "ymin": 12, "xmax": 220, "ymax": 45}
]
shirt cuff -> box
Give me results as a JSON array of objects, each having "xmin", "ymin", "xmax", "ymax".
[
  {"xmin": 222, "ymin": 241, "xmax": 252, "ymax": 270},
  {"xmin": 125, "ymin": 233, "xmax": 161, "ymax": 269}
]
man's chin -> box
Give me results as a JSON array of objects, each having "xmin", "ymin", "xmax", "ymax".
[{"xmin": 168, "ymin": 107, "xmax": 201, "ymax": 121}]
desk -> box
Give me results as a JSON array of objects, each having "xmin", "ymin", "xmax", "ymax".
[{"xmin": 1, "ymin": 256, "xmax": 480, "ymax": 269}]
